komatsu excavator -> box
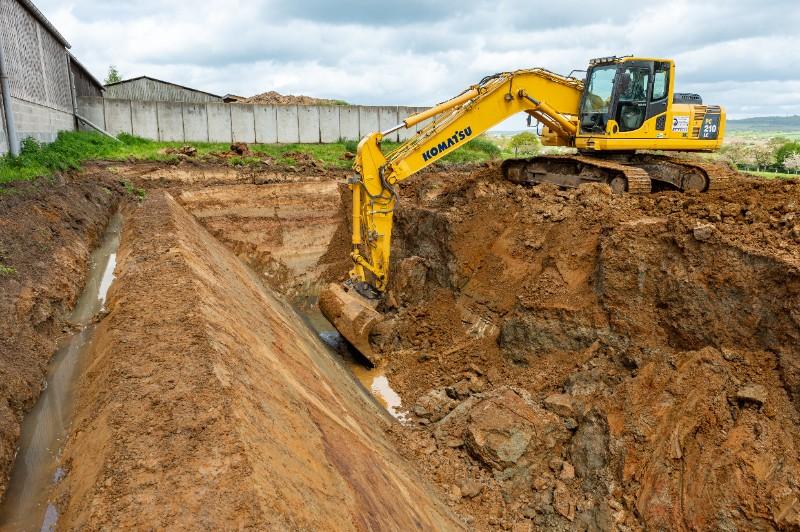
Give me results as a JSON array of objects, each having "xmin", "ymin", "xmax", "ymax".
[{"xmin": 319, "ymin": 56, "xmax": 730, "ymax": 361}]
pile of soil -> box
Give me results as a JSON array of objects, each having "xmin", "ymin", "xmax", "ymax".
[
  {"xmin": 320, "ymin": 165, "xmax": 800, "ymax": 530},
  {"xmin": 241, "ymin": 91, "xmax": 344, "ymax": 106},
  {"xmin": 0, "ymin": 175, "xmax": 121, "ymax": 496}
]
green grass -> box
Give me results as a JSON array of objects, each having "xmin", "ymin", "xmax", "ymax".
[
  {"xmin": 745, "ymin": 170, "xmax": 798, "ymax": 180},
  {"xmin": 0, "ymin": 130, "xmax": 508, "ymax": 186},
  {"xmin": 0, "ymin": 264, "xmax": 16, "ymax": 277}
]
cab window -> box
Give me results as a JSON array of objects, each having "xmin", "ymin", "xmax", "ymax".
[
  {"xmin": 616, "ymin": 66, "xmax": 650, "ymax": 132},
  {"xmin": 652, "ymin": 66, "xmax": 669, "ymax": 100},
  {"xmin": 580, "ymin": 66, "xmax": 616, "ymax": 132}
]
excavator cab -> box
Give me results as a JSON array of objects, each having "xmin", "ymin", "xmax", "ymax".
[{"xmin": 579, "ymin": 57, "xmax": 672, "ymax": 136}]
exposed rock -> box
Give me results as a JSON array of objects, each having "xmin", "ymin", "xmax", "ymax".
[
  {"xmin": 569, "ymin": 408, "xmax": 609, "ymax": 479},
  {"xmin": 735, "ymin": 384, "xmax": 767, "ymax": 406},
  {"xmin": 544, "ymin": 393, "xmax": 576, "ymax": 418},
  {"xmin": 414, "ymin": 388, "xmax": 457, "ymax": 422},
  {"xmin": 553, "ymin": 481, "xmax": 576, "ymax": 521},
  {"xmin": 560, "ymin": 461, "xmax": 575, "ymax": 481},
  {"xmin": 692, "ymin": 223, "xmax": 715, "ymax": 241},
  {"xmin": 459, "ymin": 479, "xmax": 484, "ymax": 499}
]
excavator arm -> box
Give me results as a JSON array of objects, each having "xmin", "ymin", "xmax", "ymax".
[
  {"xmin": 349, "ymin": 69, "xmax": 583, "ymax": 292},
  {"xmin": 319, "ymin": 69, "xmax": 583, "ymax": 363}
]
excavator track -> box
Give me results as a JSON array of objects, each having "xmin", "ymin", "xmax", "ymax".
[
  {"xmin": 627, "ymin": 154, "xmax": 734, "ymax": 192},
  {"xmin": 502, "ymin": 154, "xmax": 651, "ymax": 194},
  {"xmin": 503, "ymin": 153, "xmax": 736, "ymax": 194}
]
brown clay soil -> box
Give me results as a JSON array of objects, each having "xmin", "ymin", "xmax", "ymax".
[
  {"xmin": 0, "ymin": 175, "xmax": 121, "ymax": 496},
  {"xmin": 3, "ymin": 156, "xmax": 800, "ymax": 531},
  {"xmin": 52, "ymin": 190, "xmax": 461, "ymax": 530},
  {"xmin": 328, "ymin": 165, "xmax": 800, "ymax": 531}
]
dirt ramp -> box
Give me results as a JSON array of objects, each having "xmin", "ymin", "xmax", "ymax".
[{"xmin": 54, "ymin": 191, "xmax": 461, "ymax": 530}]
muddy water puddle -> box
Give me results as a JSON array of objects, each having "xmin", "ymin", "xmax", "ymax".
[
  {"xmin": 0, "ymin": 212, "xmax": 122, "ymax": 531},
  {"xmin": 302, "ymin": 309, "xmax": 409, "ymax": 423}
]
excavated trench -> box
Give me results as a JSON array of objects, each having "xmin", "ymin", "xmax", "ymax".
[{"xmin": 1, "ymin": 161, "xmax": 799, "ymax": 530}]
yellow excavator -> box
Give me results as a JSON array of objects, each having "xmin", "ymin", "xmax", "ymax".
[{"xmin": 319, "ymin": 56, "xmax": 730, "ymax": 361}]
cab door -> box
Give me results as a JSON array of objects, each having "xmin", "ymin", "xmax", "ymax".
[{"xmin": 610, "ymin": 61, "xmax": 652, "ymax": 132}]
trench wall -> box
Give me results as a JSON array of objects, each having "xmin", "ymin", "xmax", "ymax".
[
  {"xmin": 78, "ymin": 97, "xmax": 429, "ymax": 143},
  {"xmin": 52, "ymin": 191, "xmax": 461, "ymax": 530}
]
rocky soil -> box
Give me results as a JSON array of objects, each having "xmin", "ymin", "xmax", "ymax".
[
  {"xmin": 0, "ymin": 175, "xmax": 121, "ymax": 497},
  {"xmin": 332, "ymin": 165, "xmax": 800, "ymax": 530},
  {"xmin": 3, "ymin": 155, "xmax": 799, "ymax": 531}
]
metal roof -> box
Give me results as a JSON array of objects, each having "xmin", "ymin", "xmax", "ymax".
[
  {"xmin": 104, "ymin": 75, "xmax": 222, "ymax": 99},
  {"xmin": 17, "ymin": 0, "xmax": 70, "ymax": 48}
]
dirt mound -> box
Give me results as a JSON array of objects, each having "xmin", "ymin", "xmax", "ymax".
[
  {"xmin": 318, "ymin": 166, "xmax": 800, "ymax": 529},
  {"xmin": 0, "ymin": 174, "xmax": 121, "ymax": 498},
  {"xmin": 52, "ymin": 191, "xmax": 461, "ymax": 529},
  {"xmin": 241, "ymin": 91, "xmax": 343, "ymax": 106}
]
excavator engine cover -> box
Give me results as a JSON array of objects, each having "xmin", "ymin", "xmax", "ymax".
[{"xmin": 318, "ymin": 283, "xmax": 383, "ymax": 365}]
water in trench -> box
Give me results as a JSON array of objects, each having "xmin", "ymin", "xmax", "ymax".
[
  {"xmin": 301, "ymin": 308, "xmax": 409, "ymax": 423},
  {"xmin": 0, "ymin": 212, "xmax": 123, "ymax": 532}
]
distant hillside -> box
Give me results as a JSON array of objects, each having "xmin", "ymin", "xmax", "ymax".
[{"xmin": 727, "ymin": 115, "xmax": 800, "ymax": 132}]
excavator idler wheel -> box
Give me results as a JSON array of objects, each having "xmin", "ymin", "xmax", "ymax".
[
  {"xmin": 682, "ymin": 172, "xmax": 708, "ymax": 192},
  {"xmin": 608, "ymin": 176, "xmax": 627, "ymax": 194},
  {"xmin": 318, "ymin": 283, "xmax": 383, "ymax": 366}
]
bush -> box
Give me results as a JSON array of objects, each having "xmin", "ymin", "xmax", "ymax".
[
  {"xmin": 467, "ymin": 137, "xmax": 501, "ymax": 157},
  {"xmin": 508, "ymin": 132, "xmax": 540, "ymax": 156}
]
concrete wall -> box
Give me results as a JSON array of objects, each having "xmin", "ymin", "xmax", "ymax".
[
  {"xmin": 77, "ymin": 97, "xmax": 428, "ymax": 144},
  {"xmin": 0, "ymin": 0, "xmax": 77, "ymax": 154}
]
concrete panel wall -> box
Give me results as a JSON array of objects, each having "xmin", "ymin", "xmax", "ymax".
[
  {"xmin": 358, "ymin": 107, "xmax": 379, "ymax": 139},
  {"xmin": 276, "ymin": 106, "xmax": 299, "ymax": 143},
  {"xmin": 231, "ymin": 105, "xmax": 256, "ymax": 143},
  {"xmin": 378, "ymin": 107, "xmax": 399, "ymax": 142},
  {"xmin": 74, "ymin": 99, "xmax": 432, "ymax": 146},
  {"xmin": 157, "ymin": 102, "xmax": 184, "ymax": 142},
  {"xmin": 207, "ymin": 103, "xmax": 232, "ymax": 143},
  {"xmin": 298, "ymin": 106, "xmax": 320, "ymax": 143},
  {"xmin": 319, "ymin": 106, "xmax": 340, "ymax": 143},
  {"xmin": 77, "ymin": 97, "xmax": 105, "ymax": 131},
  {"xmin": 131, "ymin": 101, "xmax": 158, "ymax": 140},
  {"xmin": 254, "ymin": 105, "xmax": 277, "ymax": 143},
  {"xmin": 103, "ymin": 99, "xmax": 132, "ymax": 136},
  {"xmin": 11, "ymin": 99, "xmax": 74, "ymax": 144},
  {"xmin": 339, "ymin": 107, "xmax": 360, "ymax": 141},
  {"xmin": 182, "ymin": 103, "xmax": 208, "ymax": 142}
]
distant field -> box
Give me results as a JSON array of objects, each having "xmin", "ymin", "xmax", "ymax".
[{"xmin": 744, "ymin": 170, "xmax": 798, "ymax": 180}]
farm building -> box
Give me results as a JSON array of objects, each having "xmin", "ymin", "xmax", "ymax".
[
  {"xmin": 69, "ymin": 53, "xmax": 104, "ymax": 98},
  {"xmin": 0, "ymin": 0, "xmax": 89, "ymax": 154},
  {"xmin": 104, "ymin": 76, "xmax": 223, "ymax": 103}
]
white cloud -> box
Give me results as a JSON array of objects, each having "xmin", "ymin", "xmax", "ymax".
[{"xmin": 38, "ymin": 0, "xmax": 800, "ymax": 118}]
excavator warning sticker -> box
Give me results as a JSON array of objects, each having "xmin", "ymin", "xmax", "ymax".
[{"xmin": 672, "ymin": 116, "xmax": 689, "ymax": 133}]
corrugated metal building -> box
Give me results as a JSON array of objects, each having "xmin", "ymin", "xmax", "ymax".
[
  {"xmin": 69, "ymin": 53, "xmax": 103, "ymax": 98},
  {"xmin": 0, "ymin": 0, "xmax": 88, "ymax": 153},
  {"xmin": 104, "ymin": 76, "xmax": 222, "ymax": 103}
]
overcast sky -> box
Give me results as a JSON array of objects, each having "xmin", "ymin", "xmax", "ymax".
[{"xmin": 37, "ymin": 0, "xmax": 800, "ymax": 123}]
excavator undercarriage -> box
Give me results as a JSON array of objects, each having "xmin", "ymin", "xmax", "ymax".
[{"xmin": 502, "ymin": 153, "xmax": 733, "ymax": 194}]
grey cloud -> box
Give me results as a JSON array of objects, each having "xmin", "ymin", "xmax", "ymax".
[{"xmin": 32, "ymin": 0, "xmax": 800, "ymax": 118}]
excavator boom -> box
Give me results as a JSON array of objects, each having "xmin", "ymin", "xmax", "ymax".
[{"xmin": 319, "ymin": 57, "xmax": 729, "ymax": 361}]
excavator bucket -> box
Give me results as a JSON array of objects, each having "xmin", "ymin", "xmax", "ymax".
[{"xmin": 318, "ymin": 283, "xmax": 383, "ymax": 365}]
